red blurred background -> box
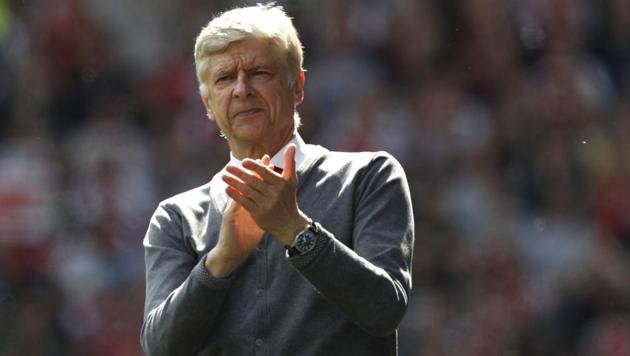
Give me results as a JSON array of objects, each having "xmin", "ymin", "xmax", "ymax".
[{"xmin": 0, "ymin": 0, "xmax": 629, "ymax": 355}]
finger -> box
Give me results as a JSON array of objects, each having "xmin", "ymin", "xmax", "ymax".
[
  {"xmin": 224, "ymin": 198, "xmax": 238, "ymax": 214},
  {"xmin": 225, "ymin": 164, "xmax": 270, "ymax": 192},
  {"xmin": 283, "ymin": 144, "xmax": 296, "ymax": 181},
  {"xmin": 225, "ymin": 186, "xmax": 257, "ymax": 211},
  {"xmin": 240, "ymin": 159, "xmax": 282, "ymax": 182},
  {"xmin": 262, "ymin": 154, "xmax": 271, "ymax": 165},
  {"xmin": 222, "ymin": 173, "xmax": 266, "ymax": 202}
]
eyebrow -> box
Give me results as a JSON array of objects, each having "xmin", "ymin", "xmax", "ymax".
[
  {"xmin": 212, "ymin": 62, "xmax": 274, "ymax": 77},
  {"xmin": 212, "ymin": 67, "xmax": 234, "ymax": 79},
  {"xmin": 249, "ymin": 64, "xmax": 272, "ymax": 71}
]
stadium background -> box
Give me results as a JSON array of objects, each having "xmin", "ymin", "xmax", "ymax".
[{"xmin": 0, "ymin": 0, "xmax": 629, "ymax": 355}]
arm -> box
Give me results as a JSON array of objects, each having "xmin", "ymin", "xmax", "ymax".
[
  {"xmin": 223, "ymin": 149, "xmax": 414, "ymax": 337},
  {"xmin": 290, "ymin": 153, "xmax": 414, "ymax": 337},
  {"xmin": 140, "ymin": 204, "xmax": 233, "ymax": 356}
]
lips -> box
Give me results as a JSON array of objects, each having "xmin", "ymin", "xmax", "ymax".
[{"xmin": 233, "ymin": 108, "xmax": 263, "ymax": 118}]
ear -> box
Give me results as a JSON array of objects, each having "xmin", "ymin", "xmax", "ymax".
[
  {"xmin": 293, "ymin": 70, "xmax": 305, "ymax": 105},
  {"xmin": 200, "ymin": 94, "xmax": 214, "ymax": 121}
]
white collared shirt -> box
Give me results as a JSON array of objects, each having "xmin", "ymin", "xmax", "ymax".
[{"xmin": 228, "ymin": 133, "xmax": 308, "ymax": 172}]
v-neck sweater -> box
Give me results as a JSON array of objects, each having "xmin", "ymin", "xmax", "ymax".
[{"xmin": 141, "ymin": 142, "xmax": 414, "ymax": 356}]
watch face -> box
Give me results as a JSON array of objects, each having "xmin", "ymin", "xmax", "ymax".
[{"xmin": 296, "ymin": 230, "xmax": 316, "ymax": 253}]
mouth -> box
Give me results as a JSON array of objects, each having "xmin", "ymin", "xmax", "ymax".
[{"xmin": 233, "ymin": 108, "xmax": 263, "ymax": 118}]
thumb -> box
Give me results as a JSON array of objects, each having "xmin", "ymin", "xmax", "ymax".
[
  {"xmin": 283, "ymin": 144, "xmax": 296, "ymax": 181},
  {"xmin": 261, "ymin": 154, "xmax": 271, "ymax": 166}
]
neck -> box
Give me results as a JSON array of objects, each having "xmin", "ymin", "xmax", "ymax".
[{"xmin": 229, "ymin": 129, "xmax": 294, "ymax": 160}]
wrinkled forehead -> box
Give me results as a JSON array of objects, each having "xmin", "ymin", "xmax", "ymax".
[{"xmin": 209, "ymin": 37, "xmax": 287, "ymax": 72}]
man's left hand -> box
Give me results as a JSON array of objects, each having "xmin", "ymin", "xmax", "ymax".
[{"xmin": 221, "ymin": 144, "xmax": 310, "ymax": 246}]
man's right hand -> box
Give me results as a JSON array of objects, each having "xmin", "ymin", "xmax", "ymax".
[
  {"xmin": 205, "ymin": 155, "xmax": 272, "ymax": 278},
  {"xmin": 205, "ymin": 199, "xmax": 264, "ymax": 278}
]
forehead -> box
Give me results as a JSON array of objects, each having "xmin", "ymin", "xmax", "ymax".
[{"xmin": 209, "ymin": 37, "xmax": 285, "ymax": 71}]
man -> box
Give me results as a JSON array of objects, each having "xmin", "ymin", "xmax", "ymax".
[{"xmin": 141, "ymin": 4, "xmax": 414, "ymax": 356}]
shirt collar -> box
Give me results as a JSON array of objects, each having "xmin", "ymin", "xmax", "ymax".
[{"xmin": 228, "ymin": 133, "xmax": 307, "ymax": 171}]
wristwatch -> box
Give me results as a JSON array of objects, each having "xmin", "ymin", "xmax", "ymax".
[{"xmin": 286, "ymin": 220, "xmax": 320, "ymax": 257}]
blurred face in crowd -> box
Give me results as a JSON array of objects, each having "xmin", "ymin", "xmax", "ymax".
[{"xmin": 201, "ymin": 37, "xmax": 305, "ymax": 158}]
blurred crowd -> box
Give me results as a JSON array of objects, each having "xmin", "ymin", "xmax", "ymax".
[{"xmin": 0, "ymin": 0, "xmax": 629, "ymax": 355}]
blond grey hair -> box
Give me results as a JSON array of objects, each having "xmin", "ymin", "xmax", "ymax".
[{"xmin": 194, "ymin": 3, "xmax": 304, "ymax": 99}]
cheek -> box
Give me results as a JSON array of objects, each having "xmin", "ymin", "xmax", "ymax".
[
  {"xmin": 209, "ymin": 92, "xmax": 229, "ymax": 113},
  {"xmin": 268, "ymin": 84, "xmax": 292, "ymax": 106}
]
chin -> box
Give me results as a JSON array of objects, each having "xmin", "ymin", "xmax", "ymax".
[
  {"xmin": 232, "ymin": 118, "xmax": 268, "ymax": 136},
  {"xmin": 234, "ymin": 129, "xmax": 268, "ymax": 142}
]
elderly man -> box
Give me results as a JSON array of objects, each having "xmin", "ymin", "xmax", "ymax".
[{"xmin": 141, "ymin": 4, "xmax": 414, "ymax": 356}]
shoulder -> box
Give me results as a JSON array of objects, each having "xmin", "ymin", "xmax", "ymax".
[
  {"xmin": 160, "ymin": 181, "xmax": 212, "ymax": 209},
  {"xmin": 308, "ymin": 144, "xmax": 404, "ymax": 176},
  {"xmin": 154, "ymin": 176, "xmax": 221, "ymax": 223},
  {"xmin": 302, "ymin": 144, "xmax": 408, "ymax": 192}
]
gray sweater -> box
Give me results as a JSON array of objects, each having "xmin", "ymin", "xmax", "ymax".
[{"xmin": 141, "ymin": 143, "xmax": 414, "ymax": 356}]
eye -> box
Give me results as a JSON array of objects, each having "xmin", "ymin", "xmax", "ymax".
[
  {"xmin": 213, "ymin": 71, "xmax": 234, "ymax": 85},
  {"xmin": 252, "ymin": 70, "xmax": 272, "ymax": 78}
]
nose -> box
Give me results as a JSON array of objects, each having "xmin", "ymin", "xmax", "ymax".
[{"xmin": 233, "ymin": 71, "xmax": 253, "ymax": 99}]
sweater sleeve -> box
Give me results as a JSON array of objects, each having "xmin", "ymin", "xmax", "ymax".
[
  {"xmin": 140, "ymin": 204, "xmax": 232, "ymax": 356},
  {"xmin": 289, "ymin": 152, "xmax": 414, "ymax": 337}
]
